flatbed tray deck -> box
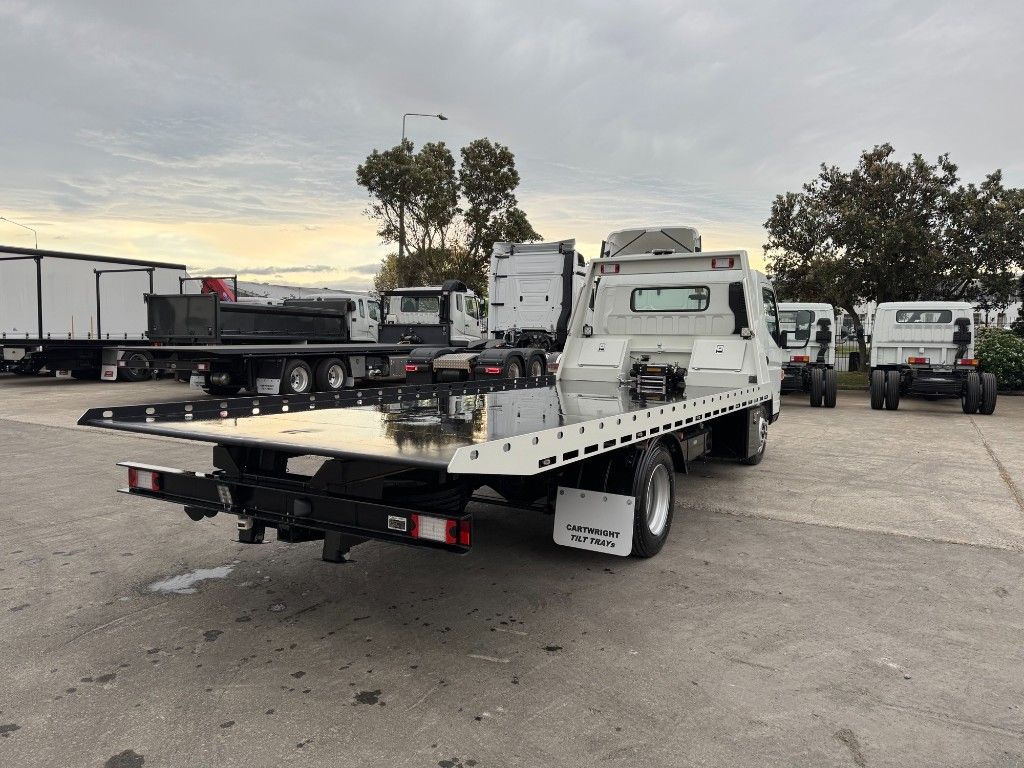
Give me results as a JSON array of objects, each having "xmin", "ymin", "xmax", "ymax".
[{"xmin": 79, "ymin": 377, "xmax": 771, "ymax": 476}]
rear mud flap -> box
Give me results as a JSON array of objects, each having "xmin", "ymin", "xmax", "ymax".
[{"xmin": 553, "ymin": 487, "xmax": 633, "ymax": 556}]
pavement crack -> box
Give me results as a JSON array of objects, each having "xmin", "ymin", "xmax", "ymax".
[{"xmin": 969, "ymin": 417, "xmax": 1024, "ymax": 515}]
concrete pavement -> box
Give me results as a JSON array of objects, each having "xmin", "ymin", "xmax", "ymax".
[{"xmin": 1, "ymin": 375, "xmax": 1022, "ymax": 767}]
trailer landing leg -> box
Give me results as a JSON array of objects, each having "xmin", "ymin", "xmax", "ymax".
[{"xmin": 322, "ymin": 531, "xmax": 367, "ymax": 563}]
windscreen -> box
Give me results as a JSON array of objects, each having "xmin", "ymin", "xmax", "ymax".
[
  {"xmin": 896, "ymin": 309, "xmax": 953, "ymax": 324},
  {"xmin": 630, "ymin": 286, "xmax": 709, "ymax": 312}
]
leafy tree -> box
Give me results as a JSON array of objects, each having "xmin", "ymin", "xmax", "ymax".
[
  {"xmin": 765, "ymin": 144, "xmax": 1024, "ymax": 365},
  {"xmin": 358, "ymin": 137, "xmax": 540, "ymax": 295}
]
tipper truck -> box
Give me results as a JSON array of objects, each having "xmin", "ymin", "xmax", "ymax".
[
  {"xmin": 80, "ymin": 226, "xmax": 799, "ymax": 568},
  {"xmin": 111, "ymin": 280, "xmax": 534, "ymax": 395}
]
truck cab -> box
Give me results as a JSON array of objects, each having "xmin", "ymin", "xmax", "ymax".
[
  {"xmin": 868, "ymin": 301, "xmax": 997, "ymax": 414},
  {"xmin": 777, "ymin": 301, "xmax": 838, "ymax": 407},
  {"xmin": 558, "ymin": 228, "xmax": 790, "ymax": 423},
  {"xmin": 488, "ymin": 239, "xmax": 586, "ymax": 351},
  {"xmin": 382, "ymin": 282, "xmax": 484, "ymax": 345}
]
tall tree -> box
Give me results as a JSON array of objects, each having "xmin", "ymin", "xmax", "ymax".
[
  {"xmin": 358, "ymin": 137, "xmax": 541, "ymax": 295},
  {"xmin": 765, "ymin": 144, "xmax": 1024, "ymax": 364}
]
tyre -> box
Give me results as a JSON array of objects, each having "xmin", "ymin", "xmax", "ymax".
[
  {"xmin": 870, "ymin": 369, "xmax": 886, "ymax": 410},
  {"xmin": 203, "ymin": 384, "xmax": 242, "ymax": 397},
  {"xmin": 740, "ymin": 407, "xmax": 769, "ymax": 465},
  {"xmin": 120, "ymin": 352, "xmax": 152, "ymax": 383},
  {"xmin": 979, "ymin": 372, "xmax": 997, "ymax": 415},
  {"xmin": 502, "ymin": 356, "xmax": 523, "ymax": 380},
  {"xmin": 823, "ymin": 368, "xmax": 838, "ymax": 408},
  {"xmin": 809, "ymin": 367, "xmax": 824, "ymax": 407},
  {"xmin": 884, "ymin": 370, "xmax": 900, "ymax": 410},
  {"xmin": 527, "ymin": 354, "xmax": 546, "ymax": 378},
  {"xmin": 281, "ymin": 359, "xmax": 313, "ymax": 395},
  {"xmin": 630, "ymin": 443, "xmax": 676, "ymax": 558},
  {"xmin": 961, "ymin": 371, "xmax": 981, "ymax": 414},
  {"xmin": 314, "ymin": 357, "xmax": 348, "ymax": 392}
]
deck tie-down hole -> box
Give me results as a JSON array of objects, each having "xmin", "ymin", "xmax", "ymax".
[
  {"xmin": 503, "ymin": 443, "xmax": 511, "ymax": 452},
  {"xmin": 532, "ymin": 436, "xmax": 539, "ymax": 445},
  {"xmin": 578, "ymin": 426, "xmax": 585, "ymax": 434},
  {"xmin": 470, "ymin": 450, "xmax": 479, "ymax": 460},
  {"xmin": 557, "ymin": 431, "xmax": 564, "ymax": 439}
]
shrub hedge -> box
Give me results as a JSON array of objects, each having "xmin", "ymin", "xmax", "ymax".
[{"xmin": 977, "ymin": 328, "xmax": 1024, "ymax": 391}]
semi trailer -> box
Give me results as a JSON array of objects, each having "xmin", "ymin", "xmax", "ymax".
[
  {"xmin": 0, "ymin": 245, "xmax": 193, "ymax": 380},
  {"xmin": 778, "ymin": 302, "xmax": 838, "ymax": 407},
  {"xmin": 81, "ymin": 226, "xmax": 800, "ymax": 569},
  {"xmin": 868, "ymin": 301, "xmax": 997, "ymax": 414},
  {"xmin": 112, "ymin": 280, "xmax": 537, "ymax": 396},
  {"xmin": 487, "ymin": 239, "xmax": 585, "ymax": 351}
]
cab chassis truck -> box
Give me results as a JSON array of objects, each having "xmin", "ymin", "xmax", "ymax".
[
  {"xmin": 113, "ymin": 281, "xmax": 543, "ymax": 396},
  {"xmin": 868, "ymin": 301, "xmax": 997, "ymax": 415},
  {"xmin": 778, "ymin": 302, "xmax": 838, "ymax": 408},
  {"xmin": 80, "ymin": 235, "xmax": 792, "ymax": 565}
]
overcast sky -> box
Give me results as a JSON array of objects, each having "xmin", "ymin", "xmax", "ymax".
[{"xmin": 1, "ymin": 0, "xmax": 1021, "ymax": 288}]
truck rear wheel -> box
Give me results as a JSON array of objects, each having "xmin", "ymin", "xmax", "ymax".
[
  {"xmin": 979, "ymin": 372, "xmax": 997, "ymax": 415},
  {"xmin": 884, "ymin": 370, "xmax": 900, "ymax": 410},
  {"xmin": 809, "ymin": 367, "xmax": 824, "ymax": 407},
  {"xmin": 314, "ymin": 358, "xmax": 348, "ymax": 392},
  {"xmin": 961, "ymin": 371, "xmax": 981, "ymax": 414},
  {"xmin": 869, "ymin": 369, "xmax": 886, "ymax": 410},
  {"xmin": 630, "ymin": 444, "xmax": 676, "ymax": 558},
  {"xmin": 527, "ymin": 354, "xmax": 545, "ymax": 378},
  {"xmin": 282, "ymin": 359, "xmax": 313, "ymax": 395},
  {"xmin": 740, "ymin": 407, "xmax": 769, "ymax": 465},
  {"xmin": 120, "ymin": 352, "xmax": 152, "ymax": 383},
  {"xmin": 502, "ymin": 357, "xmax": 523, "ymax": 380},
  {"xmin": 823, "ymin": 368, "xmax": 838, "ymax": 408}
]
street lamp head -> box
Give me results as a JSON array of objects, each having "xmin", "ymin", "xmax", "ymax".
[{"xmin": 437, "ymin": 114, "xmax": 448, "ymax": 121}]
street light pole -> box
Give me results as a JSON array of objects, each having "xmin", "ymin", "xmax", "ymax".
[
  {"xmin": 0, "ymin": 216, "xmax": 39, "ymax": 249},
  {"xmin": 398, "ymin": 112, "xmax": 448, "ymax": 260}
]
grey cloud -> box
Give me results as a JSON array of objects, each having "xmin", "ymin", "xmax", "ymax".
[{"xmin": 0, "ymin": 0, "xmax": 1021, "ymax": 247}]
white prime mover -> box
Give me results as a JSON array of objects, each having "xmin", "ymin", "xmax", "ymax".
[
  {"xmin": 81, "ymin": 225, "xmax": 800, "ymax": 570},
  {"xmin": 778, "ymin": 302, "xmax": 838, "ymax": 407},
  {"xmin": 869, "ymin": 301, "xmax": 997, "ymax": 414},
  {"xmin": 488, "ymin": 239, "xmax": 586, "ymax": 351},
  {"xmin": 0, "ymin": 245, "xmax": 193, "ymax": 379}
]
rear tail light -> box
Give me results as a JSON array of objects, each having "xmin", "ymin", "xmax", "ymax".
[
  {"xmin": 907, "ymin": 356, "xmax": 930, "ymax": 365},
  {"xmin": 957, "ymin": 358, "xmax": 978, "ymax": 367},
  {"xmin": 711, "ymin": 256, "xmax": 735, "ymax": 269},
  {"xmin": 196, "ymin": 362, "xmax": 210, "ymax": 372},
  {"xmin": 128, "ymin": 467, "xmax": 161, "ymax": 492},
  {"xmin": 790, "ymin": 355, "xmax": 810, "ymax": 363},
  {"xmin": 409, "ymin": 514, "xmax": 470, "ymax": 546},
  {"xmin": 547, "ymin": 359, "xmax": 560, "ymax": 373},
  {"xmin": 599, "ymin": 263, "xmax": 620, "ymax": 274},
  {"xmin": 483, "ymin": 366, "xmax": 502, "ymax": 375},
  {"xmin": 405, "ymin": 364, "xmax": 420, "ymax": 372}
]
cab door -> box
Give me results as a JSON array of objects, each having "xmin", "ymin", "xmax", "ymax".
[{"xmin": 758, "ymin": 281, "xmax": 785, "ymax": 411}]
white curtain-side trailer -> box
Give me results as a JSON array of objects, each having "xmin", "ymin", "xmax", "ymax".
[{"xmin": 0, "ymin": 245, "xmax": 192, "ymax": 379}]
